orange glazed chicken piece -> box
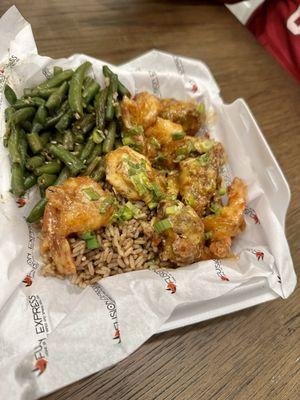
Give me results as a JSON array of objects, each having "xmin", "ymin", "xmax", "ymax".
[
  {"xmin": 203, "ymin": 177, "xmax": 247, "ymax": 259},
  {"xmin": 40, "ymin": 177, "xmax": 115, "ymax": 275}
]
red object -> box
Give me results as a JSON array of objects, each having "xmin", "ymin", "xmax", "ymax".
[
  {"xmin": 166, "ymin": 282, "xmax": 176, "ymax": 294},
  {"xmin": 22, "ymin": 275, "xmax": 32, "ymax": 287},
  {"xmin": 17, "ymin": 198, "xmax": 26, "ymax": 207},
  {"xmin": 32, "ymin": 358, "xmax": 47, "ymax": 375},
  {"xmin": 246, "ymin": 0, "xmax": 300, "ymax": 82}
]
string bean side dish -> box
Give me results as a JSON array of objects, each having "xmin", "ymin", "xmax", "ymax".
[{"xmin": 3, "ymin": 63, "xmax": 247, "ymax": 286}]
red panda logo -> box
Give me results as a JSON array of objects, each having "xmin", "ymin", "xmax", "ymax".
[
  {"xmin": 32, "ymin": 358, "xmax": 47, "ymax": 375},
  {"xmin": 255, "ymin": 251, "xmax": 264, "ymax": 261},
  {"xmin": 22, "ymin": 275, "xmax": 32, "ymax": 287},
  {"xmin": 166, "ymin": 282, "xmax": 176, "ymax": 294}
]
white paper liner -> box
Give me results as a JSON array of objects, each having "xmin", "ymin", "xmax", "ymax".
[{"xmin": 0, "ymin": 6, "xmax": 296, "ymax": 400}]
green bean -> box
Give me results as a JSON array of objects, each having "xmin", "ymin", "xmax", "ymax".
[
  {"xmin": 14, "ymin": 97, "xmax": 45, "ymax": 109},
  {"xmin": 38, "ymin": 69, "xmax": 73, "ymax": 90},
  {"xmin": 11, "ymin": 163, "xmax": 25, "ymax": 197},
  {"xmin": 83, "ymin": 156, "xmax": 101, "ymax": 176},
  {"xmin": 55, "ymin": 109, "xmax": 73, "ymax": 133},
  {"xmin": 45, "ymin": 111, "xmax": 64, "ymax": 128},
  {"xmin": 114, "ymin": 138, "xmax": 123, "ymax": 149},
  {"xmin": 115, "ymin": 102, "xmax": 122, "ymax": 119},
  {"xmin": 73, "ymin": 132, "xmax": 85, "ymax": 144},
  {"xmin": 13, "ymin": 107, "xmax": 35, "ymax": 124},
  {"xmin": 37, "ymin": 173, "xmax": 57, "ymax": 189},
  {"xmin": 24, "ymin": 174, "xmax": 37, "ymax": 190},
  {"xmin": 73, "ymin": 143, "xmax": 84, "ymax": 156},
  {"xmin": 79, "ymin": 138, "xmax": 95, "ymax": 162},
  {"xmin": 34, "ymin": 161, "xmax": 61, "ymax": 175},
  {"xmin": 3, "ymin": 108, "xmax": 14, "ymax": 147},
  {"xmin": 86, "ymin": 143, "xmax": 102, "ymax": 164},
  {"xmin": 83, "ymin": 79, "xmax": 100, "ymax": 106},
  {"xmin": 34, "ymin": 105, "xmax": 48, "ymax": 127},
  {"xmin": 4, "ymin": 84, "xmax": 17, "ymax": 105},
  {"xmin": 55, "ymin": 166, "xmax": 71, "ymax": 185},
  {"xmin": 32, "ymin": 122, "xmax": 43, "ymax": 134},
  {"xmin": 24, "ymin": 87, "xmax": 56, "ymax": 99},
  {"xmin": 39, "ymin": 187, "xmax": 46, "ymax": 198},
  {"xmin": 26, "ymin": 165, "xmax": 72, "ymax": 222},
  {"xmin": 48, "ymin": 144, "xmax": 85, "ymax": 175},
  {"xmin": 40, "ymin": 131, "xmax": 51, "ymax": 147},
  {"xmin": 20, "ymin": 120, "xmax": 32, "ymax": 132},
  {"xmin": 103, "ymin": 65, "xmax": 131, "ymax": 98},
  {"xmin": 45, "ymin": 81, "xmax": 68, "ymax": 113},
  {"xmin": 73, "ymin": 113, "xmax": 95, "ymax": 134},
  {"xmin": 26, "ymin": 132, "xmax": 43, "ymax": 154},
  {"xmin": 27, "ymin": 197, "xmax": 48, "ymax": 223},
  {"xmin": 54, "ymin": 131, "xmax": 64, "ymax": 144},
  {"xmin": 91, "ymin": 127, "xmax": 104, "ymax": 144},
  {"xmin": 95, "ymin": 88, "xmax": 107, "ymax": 131},
  {"xmin": 35, "ymin": 161, "xmax": 61, "ymax": 176},
  {"xmin": 53, "ymin": 66, "xmax": 63, "ymax": 76},
  {"xmin": 8, "ymin": 125, "xmax": 21, "ymax": 164},
  {"xmin": 83, "ymin": 76, "xmax": 93, "ymax": 88},
  {"xmin": 26, "ymin": 155, "xmax": 45, "ymax": 171},
  {"xmin": 68, "ymin": 61, "xmax": 91, "ymax": 117},
  {"xmin": 105, "ymin": 72, "xmax": 118, "ymax": 121},
  {"xmin": 103, "ymin": 121, "xmax": 116, "ymax": 153},
  {"xmin": 91, "ymin": 159, "xmax": 105, "ymax": 182},
  {"xmin": 44, "ymin": 100, "xmax": 68, "ymax": 128},
  {"xmin": 5, "ymin": 106, "xmax": 14, "ymax": 122},
  {"xmin": 19, "ymin": 133, "xmax": 28, "ymax": 168},
  {"xmin": 63, "ymin": 130, "xmax": 74, "ymax": 151}
]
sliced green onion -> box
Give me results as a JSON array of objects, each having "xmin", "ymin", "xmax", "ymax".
[
  {"xmin": 210, "ymin": 202, "xmax": 222, "ymax": 216},
  {"xmin": 172, "ymin": 131, "xmax": 186, "ymax": 140},
  {"xmin": 80, "ymin": 231, "xmax": 95, "ymax": 240},
  {"xmin": 219, "ymin": 187, "xmax": 226, "ymax": 196},
  {"xmin": 150, "ymin": 182, "xmax": 163, "ymax": 200},
  {"xmin": 196, "ymin": 103, "xmax": 205, "ymax": 114},
  {"xmin": 186, "ymin": 195, "xmax": 196, "ymax": 208},
  {"xmin": 148, "ymin": 201, "xmax": 158, "ymax": 210},
  {"xmin": 122, "ymin": 136, "xmax": 135, "ymax": 146},
  {"xmin": 165, "ymin": 205, "xmax": 178, "ymax": 215},
  {"xmin": 154, "ymin": 218, "xmax": 173, "ymax": 233},
  {"xmin": 79, "ymin": 231, "xmax": 100, "ymax": 249},
  {"xmin": 150, "ymin": 137, "xmax": 161, "ymax": 149},
  {"xmin": 82, "ymin": 187, "xmax": 100, "ymax": 201},
  {"xmin": 153, "ymin": 153, "xmax": 165, "ymax": 166},
  {"xmin": 126, "ymin": 125, "xmax": 144, "ymax": 137},
  {"xmin": 197, "ymin": 153, "xmax": 210, "ymax": 166},
  {"xmin": 198, "ymin": 139, "xmax": 215, "ymax": 153},
  {"xmin": 86, "ymin": 236, "xmax": 100, "ymax": 250},
  {"xmin": 99, "ymin": 196, "xmax": 114, "ymax": 214},
  {"xmin": 205, "ymin": 231, "xmax": 212, "ymax": 240}
]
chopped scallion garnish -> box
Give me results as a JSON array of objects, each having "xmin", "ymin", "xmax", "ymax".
[
  {"xmin": 154, "ymin": 218, "xmax": 173, "ymax": 233},
  {"xmin": 219, "ymin": 187, "xmax": 226, "ymax": 196},
  {"xmin": 198, "ymin": 139, "xmax": 215, "ymax": 153},
  {"xmin": 150, "ymin": 137, "xmax": 161, "ymax": 149},
  {"xmin": 210, "ymin": 202, "xmax": 222, "ymax": 216},
  {"xmin": 82, "ymin": 187, "xmax": 101, "ymax": 201},
  {"xmin": 172, "ymin": 131, "xmax": 186, "ymax": 140},
  {"xmin": 196, "ymin": 103, "xmax": 205, "ymax": 114},
  {"xmin": 99, "ymin": 196, "xmax": 114, "ymax": 214},
  {"xmin": 205, "ymin": 231, "xmax": 212, "ymax": 240},
  {"xmin": 197, "ymin": 153, "xmax": 210, "ymax": 166},
  {"xmin": 80, "ymin": 231, "xmax": 100, "ymax": 249},
  {"xmin": 86, "ymin": 236, "xmax": 100, "ymax": 250}
]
